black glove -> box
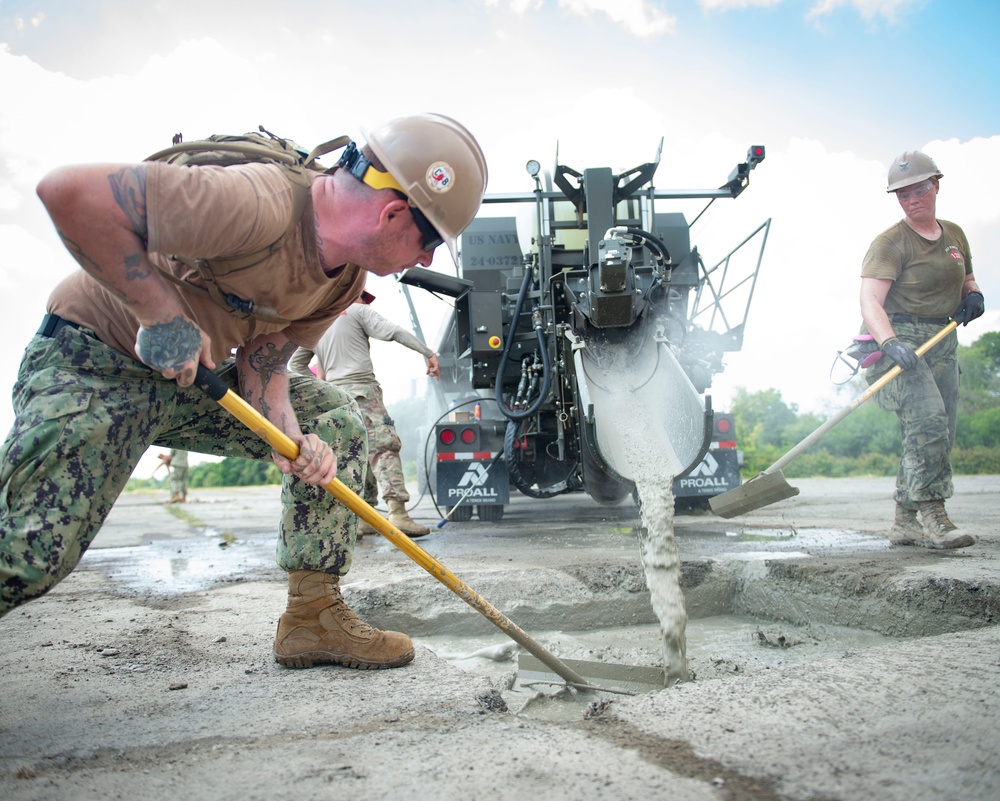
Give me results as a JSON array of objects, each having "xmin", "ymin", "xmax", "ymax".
[
  {"xmin": 881, "ymin": 337, "xmax": 919, "ymax": 370},
  {"xmin": 953, "ymin": 291, "xmax": 985, "ymax": 326}
]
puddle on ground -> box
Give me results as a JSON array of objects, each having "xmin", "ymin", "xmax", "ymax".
[
  {"xmin": 80, "ymin": 533, "xmax": 279, "ymax": 596},
  {"xmin": 414, "ymin": 614, "xmax": 896, "ymax": 721},
  {"xmin": 723, "ymin": 527, "xmax": 892, "ymax": 553}
]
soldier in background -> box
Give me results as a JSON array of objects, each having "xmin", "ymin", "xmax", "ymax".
[
  {"xmin": 291, "ymin": 290, "xmax": 438, "ymax": 537},
  {"xmin": 859, "ymin": 150, "xmax": 985, "ymax": 550},
  {"xmin": 157, "ymin": 448, "xmax": 189, "ymax": 504}
]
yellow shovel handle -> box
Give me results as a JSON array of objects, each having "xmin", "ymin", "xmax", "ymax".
[
  {"xmin": 193, "ymin": 366, "xmax": 590, "ymax": 689},
  {"xmin": 860, "ymin": 320, "xmax": 959, "ymax": 403}
]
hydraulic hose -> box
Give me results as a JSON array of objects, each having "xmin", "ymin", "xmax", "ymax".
[
  {"xmin": 623, "ymin": 227, "xmax": 671, "ymax": 269},
  {"xmin": 494, "ymin": 263, "xmax": 551, "ymax": 422},
  {"xmin": 503, "ymin": 418, "xmax": 571, "ymax": 499}
]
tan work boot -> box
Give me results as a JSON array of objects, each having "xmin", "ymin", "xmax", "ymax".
[
  {"xmin": 916, "ymin": 500, "xmax": 975, "ymax": 550},
  {"xmin": 274, "ymin": 570, "xmax": 414, "ymax": 669},
  {"xmin": 165, "ymin": 493, "xmax": 185, "ymax": 504},
  {"xmin": 387, "ymin": 499, "xmax": 430, "ymax": 538},
  {"xmin": 887, "ymin": 503, "xmax": 923, "ymax": 545}
]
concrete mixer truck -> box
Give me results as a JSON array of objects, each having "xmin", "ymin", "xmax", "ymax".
[{"xmin": 400, "ymin": 142, "xmax": 770, "ymax": 522}]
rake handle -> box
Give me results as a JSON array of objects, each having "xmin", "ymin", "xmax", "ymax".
[{"xmin": 193, "ymin": 365, "xmax": 590, "ymax": 689}]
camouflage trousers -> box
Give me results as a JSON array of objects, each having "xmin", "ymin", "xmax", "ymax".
[
  {"xmin": 865, "ymin": 320, "xmax": 959, "ymax": 509},
  {"xmin": 0, "ymin": 325, "xmax": 367, "ymax": 617},
  {"xmin": 334, "ymin": 381, "xmax": 408, "ymax": 505},
  {"xmin": 169, "ymin": 466, "xmax": 189, "ymax": 498}
]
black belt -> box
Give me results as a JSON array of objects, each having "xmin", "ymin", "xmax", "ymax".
[
  {"xmin": 37, "ymin": 313, "xmax": 84, "ymax": 338},
  {"xmin": 890, "ymin": 313, "xmax": 951, "ymax": 325}
]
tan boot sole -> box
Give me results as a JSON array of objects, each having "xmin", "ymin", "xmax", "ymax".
[
  {"xmin": 274, "ymin": 647, "xmax": 415, "ymax": 670},
  {"xmin": 918, "ymin": 533, "xmax": 976, "ymax": 550}
]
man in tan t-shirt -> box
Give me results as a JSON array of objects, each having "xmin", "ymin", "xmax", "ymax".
[{"xmin": 0, "ymin": 114, "xmax": 487, "ymax": 673}]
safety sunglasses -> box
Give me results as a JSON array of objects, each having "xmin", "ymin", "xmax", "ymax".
[
  {"xmin": 408, "ymin": 204, "xmax": 444, "ymax": 252},
  {"xmin": 895, "ymin": 181, "xmax": 935, "ymax": 201}
]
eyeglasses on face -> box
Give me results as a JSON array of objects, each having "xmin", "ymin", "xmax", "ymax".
[
  {"xmin": 896, "ymin": 181, "xmax": 935, "ymax": 201},
  {"xmin": 409, "ymin": 205, "xmax": 444, "ymax": 252}
]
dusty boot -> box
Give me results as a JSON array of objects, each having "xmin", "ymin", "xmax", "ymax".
[
  {"xmin": 887, "ymin": 503, "xmax": 923, "ymax": 545},
  {"xmin": 274, "ymin": 571, "xmax": 414, "ymax": 669},
  {"xmin": 917, "ymin": 501, "xmax": 975, "ymax": 550},
  {"xmin": 387, "ymin": 499, "xmax": 430, "ymax": 538},
  {"xmin": 165, "ymin": 493, "xmax": 184, "ymax": 504}
]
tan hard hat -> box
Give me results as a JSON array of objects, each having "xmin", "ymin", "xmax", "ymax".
[
  {"xmin": 886, "ymin": 150, "xmax": 943, "ymax": 193},
  {"xmin": 362, "ymin": 113, "xmax": 487, "ymax": 265}
]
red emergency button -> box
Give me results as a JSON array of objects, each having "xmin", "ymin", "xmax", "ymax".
[{"xmin": 488, "ymin": 336, "xmax": 502, "ymax": 349}]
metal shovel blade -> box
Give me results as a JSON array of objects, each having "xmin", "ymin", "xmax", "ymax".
[
  {"xmin": 709, "ymin": 469, "xmax": 800, "ymax": 519},
  {"xmin": 517, "ymin": 653, "xmax": 667, "ymax": 695}
]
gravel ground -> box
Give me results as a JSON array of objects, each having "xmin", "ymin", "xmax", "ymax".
[{"xmin": 1, "ymin": 475, "xmax": 998, "ymax": 801}]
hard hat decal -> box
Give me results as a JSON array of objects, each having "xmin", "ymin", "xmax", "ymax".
[
  {"xmin": 426, "ymin": 161, "xmax": 454, "ymax": 193},
  {"xmin": 898, "ymin": 161, "xmax": 910, "ymax": 172}
]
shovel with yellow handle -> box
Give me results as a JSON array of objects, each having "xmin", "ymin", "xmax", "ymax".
[
  {"xmin": 709, "ymin": 321, "xmax": 958, "ymax": 519},
  {"xmin": 193, "ymin": 365, "xmax": 663, "ymax": 694}
]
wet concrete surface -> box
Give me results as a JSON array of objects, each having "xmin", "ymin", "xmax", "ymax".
[{"xmin": 2, "ymin": 475, "xmax": 999, "ymax": 800}]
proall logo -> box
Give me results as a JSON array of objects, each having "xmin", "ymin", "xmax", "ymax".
[
  {"xmin": 688, "ymin": 453, "xmax": 719, "ymax": 478},
  {"xmin": 458, "ymin": 462, "xmax": 491, "ymax": 487},
  {"xmin": 449, "ymin": 462, "xmax": 499, "ymax": 499}
]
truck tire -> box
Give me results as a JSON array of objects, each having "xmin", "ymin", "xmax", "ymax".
[
  {"xmin": 446, "ymin": 504, "xmax": 473, "ymax": 522},
  {"xmin": 477, "ymin": 504, "xmax": 504, "ymax": 522}
]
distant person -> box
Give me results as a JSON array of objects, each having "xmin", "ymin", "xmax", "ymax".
[
  {"xmin": 859, "ymin": 150, "xmax": 984, "ymax": 549},
  {"xmin": 291, "ymin": 290, "xmax": 439, "ymax": 537},
  {"xmin": 157, "ymin": 448, "xmax": 190, "ymax": 504},
  {"xmin": 0, "ymin": 113, "xmax": 487, "ymax": 672}
]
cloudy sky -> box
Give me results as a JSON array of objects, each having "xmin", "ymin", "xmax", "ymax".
[{"xmin": 1, "ymin": 0, "xmax": 998, "ymax": 476}]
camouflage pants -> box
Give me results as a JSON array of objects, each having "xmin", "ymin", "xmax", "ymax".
[
  {"xmin": 866, "ymin": 321, "xmax": 959, "ymax": 508},
  {"xmin": 169, "ymin": 466, "xmax": 189, "ymax": 498},
  {"xmin": 335, "ymin": 381, "xmax": 408, "ymax": 505},
  {"xmin": 0, "ymin": 325, "xmax": 367, "ymax": 617}
]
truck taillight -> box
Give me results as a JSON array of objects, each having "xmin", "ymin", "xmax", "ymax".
[
  {"xmin": 439, "ymin": 427, "xmax": 478, "ymax": 446},
  {"xmin": 714, "ymin": 414, "xmax": 736, "ymax": 448}
]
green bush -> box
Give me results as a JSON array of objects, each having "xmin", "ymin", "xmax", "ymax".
[{"xmin": 951, "ymin": 446, "xmax": 1000, "ymax": 475}]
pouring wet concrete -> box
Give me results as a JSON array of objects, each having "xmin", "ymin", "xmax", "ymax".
[{"xmin": 1, "ymin": 475, "xmax": 998, "ymax": 800}]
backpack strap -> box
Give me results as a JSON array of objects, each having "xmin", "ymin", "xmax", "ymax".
[
  {"xmin": 153, "ymin": 260, "xmax": 291, "ymax": 340},
  {"xmin": 304, "ymin": 135, "xmax": 352, "ymax": 170}
]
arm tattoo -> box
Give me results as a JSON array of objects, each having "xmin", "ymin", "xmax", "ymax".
[
  {"xmin": 123, "ymin": 252, "xmax": 152, "ymax": 282},
  {"xmin": 108, "ymin": 165, "xmax": 149, "ymax": 240},
  {"xmin": 246, "ymin": 341, "xmax": 298, "ymax": 419},
  {"xmin": 56, "ymin": 229, "xmax": 133, "ymax": 303},
  {"xmin": 57, "ymin": 230, "xmax": 103, "ymax": 275},
  {"xmin": 136, "ymin": 316, "xmax": 201, "ymax": 371}
]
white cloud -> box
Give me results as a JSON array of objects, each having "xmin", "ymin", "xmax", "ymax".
[
  {"xmin": 806, "ymin": 0, "xmax": 918, "ymax": 24},
  {"xmin": 0, "ymin": 2, "xmax": 995, "ymax": 449},
  {"xmin": 483, "ymin": 0, "xmax": 544, "ymax": 13},
  {"xmin": 700, "ymin": 0, "xmax": 782, "ymax": 10},
  {"xmin": 482, "ymin": 0, "xmax": 675, "ymax": 36},
  {"xmin": 559, "ymin": 0, "xmax": 676, "ymax": 36}
]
